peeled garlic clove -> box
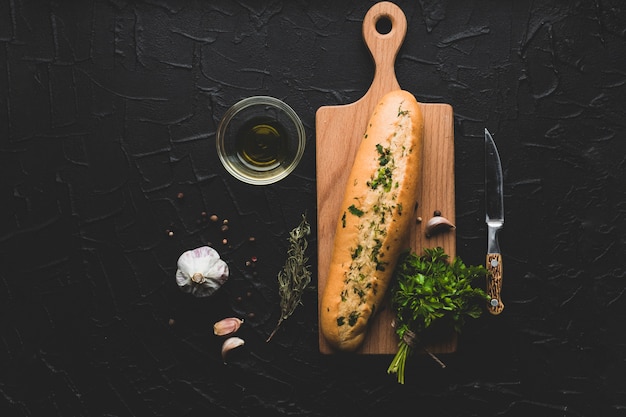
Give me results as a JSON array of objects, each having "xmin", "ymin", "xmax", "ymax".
[
  {"xmin": 424, "ymin": 216, "xmax": 456, "ymax": 238},
  {"xmin": 175, "ymin": 246, "xmax": 229, "ymax": 297},
  {"xmin": 213, "ymin": 317, "xmax": 244, "ymax": 337},
  {"xmin": 221, "ymin": 337, "xmax": 245, "ymax": 363}
]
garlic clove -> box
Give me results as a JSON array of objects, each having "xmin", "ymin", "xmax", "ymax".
[
  {"xmin": 221, "ymin": 337, "xmax": 245, "ymax": 363},
  {"xmin": 424, "ymin": 216, "xmax": 456, "ymax": 238},
  {"xmin": 176, "ymin": 246, "xmax": 229, "ymax": 297},
  {"xmin": 213, "ymin": 317, "xmax": 244, "ymax": 337}
]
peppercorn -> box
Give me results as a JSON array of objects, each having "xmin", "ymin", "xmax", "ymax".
[{"xmin": 434, "ymin": 210, "xmax": 442, "ymax": 217}]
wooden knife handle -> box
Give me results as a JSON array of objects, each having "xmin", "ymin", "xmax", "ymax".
[{"xmin": 486, "ymin": 253, "xmax": 504, "ymax": 315}]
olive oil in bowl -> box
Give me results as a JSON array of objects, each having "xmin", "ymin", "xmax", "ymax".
[
  {"xmin": 216, "ymin": 96, "xmax": 306, "ymax": 185},
  {"xmin": 235, "ymin": 119, "xmax": 288, "ymax": 171}
]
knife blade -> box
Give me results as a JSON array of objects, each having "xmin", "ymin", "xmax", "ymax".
[{"xmin": 485, "ymin": 128, "xmax": 504, "ymax": 315}]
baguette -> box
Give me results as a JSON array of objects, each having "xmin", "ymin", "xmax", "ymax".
[{"xmin": 320, "ymin": 90, "xmax": 424, "ymax": 352}]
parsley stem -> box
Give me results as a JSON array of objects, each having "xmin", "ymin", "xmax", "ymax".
[{"xmin": 387, "ymin": 341, "xmax": 411, "ymax": 384}]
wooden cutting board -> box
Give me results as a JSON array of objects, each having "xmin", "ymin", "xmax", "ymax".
[{"xmin": 316, "ymin": 2, "xmax": 457, "ymax": 354}]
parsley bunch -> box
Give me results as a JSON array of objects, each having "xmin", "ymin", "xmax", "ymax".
[{"xmin": 387, "ymin": 247, "xmax": 489, "ymax": 384}]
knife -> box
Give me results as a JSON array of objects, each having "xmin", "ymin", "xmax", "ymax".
[{"xmin": 485, "ymin": 128, "xmax": 504, "ymax": 315}]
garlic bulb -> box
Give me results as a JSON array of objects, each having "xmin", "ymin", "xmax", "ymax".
[{"xmin": 176, "ymin": 246, "xmax": 229, "ymax": 297}]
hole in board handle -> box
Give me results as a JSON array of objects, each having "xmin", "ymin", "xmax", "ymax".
[{"xmin": 375, "ymin": 15, "xmax": 392, "ymax": 35}]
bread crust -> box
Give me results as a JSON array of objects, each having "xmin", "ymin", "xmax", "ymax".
[{"xmin": 320, "ymin": 90, "xmax": 424, "ymax": 352}]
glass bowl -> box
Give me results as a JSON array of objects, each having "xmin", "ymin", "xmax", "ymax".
[{"xmin": 216, "ymin": 96, "xmax": 306, "ymax": 185}]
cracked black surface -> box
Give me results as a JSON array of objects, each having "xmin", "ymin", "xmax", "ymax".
[{"xmin": 1, "ymin": 1, "xmax": 626, "ymax": 416}]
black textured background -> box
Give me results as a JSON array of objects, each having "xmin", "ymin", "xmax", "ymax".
[{"xmin": 1, "ymin": 1, "xmax": 625, "ymax": 416}]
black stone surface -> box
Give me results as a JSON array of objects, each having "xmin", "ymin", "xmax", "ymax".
[{"xmin": 1, "ymin": 1, "xmax": 625, "ymax": 416}]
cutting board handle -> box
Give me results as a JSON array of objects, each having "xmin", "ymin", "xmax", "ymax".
[{"xmin": 362, "ymin": 2, "xmax": 407, "ymax": 93}]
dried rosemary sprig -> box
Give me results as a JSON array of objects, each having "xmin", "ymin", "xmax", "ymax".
[{"xmin": 266, "ymin": 214, "xmax": 312, "ymax": 342}]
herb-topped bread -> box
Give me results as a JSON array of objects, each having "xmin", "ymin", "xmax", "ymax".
[{"xmin": 320, "ymin": 90, "xmax": 424, "ymax": 352}]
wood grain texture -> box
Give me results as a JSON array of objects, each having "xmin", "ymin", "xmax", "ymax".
[
  {"xmin": 316, "ymin": 2, "xmax": 456, "ymax": 354},
  {"xmin": 486, "ymin": 253, "xmax": 504, "ymax": 315}
]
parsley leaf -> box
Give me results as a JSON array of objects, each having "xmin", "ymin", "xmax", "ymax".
[{"xmin": 348, "ymin": 204, "xmax": 364, "ymax": 217}]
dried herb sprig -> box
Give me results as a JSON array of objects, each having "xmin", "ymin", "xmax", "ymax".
[
  {"xmin": 266, "ymin": 214, "xmax": 312, "ymax": 342},
  {"xmin": 387, "ymin": 247, "xmax": 489, "ymax": 383}
]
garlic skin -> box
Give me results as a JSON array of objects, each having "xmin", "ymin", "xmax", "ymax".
[
  {"xmin": 221, "ymin": 337, "xmax": 245, "ymax": 363},
  {"xmin": 213, "ymin": 317, "xmax": 244, "ymax": 337},
  {"xmin": 176, "ymin": 246, "xmax": 229, "ymax": 297}
]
